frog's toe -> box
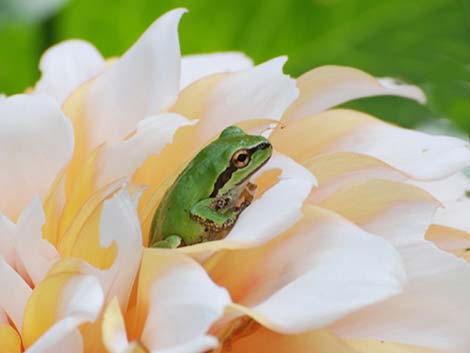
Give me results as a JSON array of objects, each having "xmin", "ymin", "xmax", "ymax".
[{"xmin": 152, "ymin": 235, "xmax": 182, "ymax": 249}]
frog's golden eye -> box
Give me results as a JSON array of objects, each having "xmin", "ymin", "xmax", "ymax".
[{"xmin": 232, "ymin": 149, "xmax": 250, "ymax": 168}]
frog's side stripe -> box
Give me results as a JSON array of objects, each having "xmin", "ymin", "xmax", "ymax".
[{"xmin": 209, "ymin": 142, "xmax": 271, "ymax": 198}]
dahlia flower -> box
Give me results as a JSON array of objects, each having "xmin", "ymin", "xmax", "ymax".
[{"xmin": 1, "ymin": 8, "xmax": 469, "ymax": 353}]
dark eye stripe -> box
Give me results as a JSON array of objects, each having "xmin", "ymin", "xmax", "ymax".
[{"xmin": 209, "ymin": 142, "xmax": 270, "ymax": 198}]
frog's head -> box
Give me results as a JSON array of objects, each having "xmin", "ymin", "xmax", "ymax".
[{"xmin": 209, "ymin": 126, "xmax": 272, "ymax": 197}]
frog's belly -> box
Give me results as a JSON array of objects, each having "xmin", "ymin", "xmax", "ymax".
[{"xmin": 158, "ymin": 208, "xmax": 206, "ymax": 246}]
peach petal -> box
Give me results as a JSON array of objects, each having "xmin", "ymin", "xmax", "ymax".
[
  {"xmin": 0, "ymin": 259, "xmax": 31, "ymax": 330},
  {"xmin": 318, "ymin": 180, "xmax": 470, "ymax": 351},
  {"xmin": 216, "ymin": 324, "xmax": 356, "ymax": 353},
  {"xmin": 0, "ymin": 94, "xmax": 74, "ymax": 221},
  {"xmin": 318, "ymin": 179, "xmax": 438, "ymax": 246},
  {"xmin": 0, "ymin": 324, "xmax": 21, "ymax": 353},
  {"xmin": 272, "ymin": 109, "xmax": 470, "ymax": 180},
  {"xmin": 95, "ymin": 113, "xmax": 196, "ymax": 190},
  {"xmin": 409, "ymin": 172, "xmax": 470, "ymax": 233},
  {"xmin": 86, "ymin": 9, "xmax": 186, "ymax": 147},
  {"xmin": 333, "ymin": 241, "xmax": 470, "ymax": 353},
  {"xmin": 0, "ymin": 213, "xmax": 16, "ymax": 266},
  {"xmin": 180, "ymin": 52, "xmax": 253, "ymax": 89},
  {"xmin": 206, "ymin": 205, "xmax": 405, "ymax": 334},
  {"xmin": 348, "ymin": 339, "xmax": 441, "ymax": 353},
  {"xmin": 426, "ymin": 225, "xmax": 470, "ymax": 261},
  {"xmin": 284, "ymin": 65, "xmax": 425, "ymax": 122},
  {"xmin": 305, "ymin": 152, "xmax": 406, "ymax": 204},
  {"xmin": 172, "ymin": 57, "xmax": 298, "ymax": 142},
  {"xmin": 135, "ymin": 251, "xmax": 230, "ymax": 353},
  {"xmin": 33, "ymin": 40, "xmax": 105, "ymax": 104},
  {"xmin": 42, "ymin": 171, "xmax": 66, "ymax": 247},
  {"xmin": 22, "ymin": 272, "xmax": 103, "ymax": 349},
  {"xmin": 24, "ymin": 329, "xmax": 83, "ymax": 353}
]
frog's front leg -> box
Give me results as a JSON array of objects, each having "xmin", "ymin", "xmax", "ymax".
[
  {"xmin": 152, "ymin": 235, "xmax": 182, "ymax": 249},
  {"xmin": 190, "ymin": 198, "xmax": 240, "ymax": 232}
]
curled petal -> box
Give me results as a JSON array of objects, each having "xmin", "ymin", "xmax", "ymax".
[
  {"xmin": 284, "ymin": 65, "xmax": 425, "ymax": 122},
  {"xmin": 271, "ymin": 109, "xmax": 470, "ymax": 180},
  {"xmin": 85, "ymin": 8, "xmax": 186, "ymax": 147},
  {"xmin": 135, "ymin": 251, "xmax": 231, "ymax": 353},
  {"xmin": 181, "ymin": 52, "xmax": 253, "ymax": 89},
  {"xmin": 217, "ymin": 324, "xmax": 355, "ymax": 353},
  {"xmin": 305, "ymin": 152, "xmax": 406, "ymax": 204},
  {"xmin": 33, "ymin": 40, "xmax": 105, "ymax": 104},
  {"xmin": 95, "ymin": 113, "xmax": 196, "ymax": 190},
  {"xmin": 0, "ymin": 94, "xmax": 74, "ymax": 221},
  {"xmin": 0, "ymin": 324, "xmax": 21, "ymax": 353},
  {"xmin": 206, "ymin": 205, "xmax": 405, "ymax": 334},
  {"xmin": 409, "ymin": 172, "xmax": 470, "ymax": 233},
  {"xmin": 333, "ymin": 241, "xmax": 470, "ymax": 353},
  {"xmin": 22, "ymin": 272, "xmax": 104, "ymax": 349},
  {"xmin": 0, "ymin": 259, "xmax": 31, "ymax": 330},
  {"xmin": 426, "ymin": 225, "xmax": 470, "ymax": 262},
  {"xmin": 16, "ymin": 197, "xmax": 59, "ymax": 285},
  {"xmin": 172, "ymin": 57, "xmax": 298, "ymax": 142}
]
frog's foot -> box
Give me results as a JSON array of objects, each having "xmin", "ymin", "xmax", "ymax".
[
  {"xmin": 152, "ymin": 235, "xmax": 182, "ymax": 249},
  {"xmin": 191, "ymin": 199, "xmax": 240, "ymax": 232}
]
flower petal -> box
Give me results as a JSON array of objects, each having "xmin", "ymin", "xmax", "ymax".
[
  {"xmin": 348, "ymin": 339, "xmax": 441, "ymax": 353},
  {"xmin": 172, "ymin": 57, "xmax": 298, "ymax": 142},
  {"xmin": 305, "ymin": 152, "xmax": 406, "ymax": 204},
  {"xmin": 0, "ymin": 94, "xmax": 74, "ymax": 220},
  {"xmin": 22, "ymin": 272, "xmax": 103, "ymax": 349},
  {"xmin": 85, "ymin": 9, "xmax": 186, "ymax": 147},
  {"xmin": 16, "ymin": 197, "xmax": 59, "ymax": 285},
  {"xmin": 409, "ymin": 172, "xmax": 470, "ymax": 232},
  {"xmin": 318, "ymin": 180, "xmax": 470, "ymax": 352},
  {"xmin": 206, "ymin": 205, "xmax": 405, "ymax": 334},
  {"xmin": 0, "ymin": 213, "xmax": 16, "ymax": 265},
  {"xmin": 95, "ymin": 113, "xmax": 195, "ymax": 190},
  {"xmin": 217, "ymin": 324, "xmax": 356, "ymax": 353},
  {"xmin": 33, "ymin": 40, "xmax": 105, "ymax": 104},
  {"xmin": 271, "ymin": 109, "xmax": 470, "ymax": 180},
  {"xmin": 181, "ymin": 52, "xmax": 253, "ymax": 89},
  {"xmin": 136, "ymin": 251, "xmax": 231, "ymax": 353},
  {"xmin": 283, "ymin": 66, "xmax": 425, "ymax": 122},
  {"xmin": 0, "ymin": 259, "xmax": 31, "ymax": 329},
  {"xmin": 0, "ymin": 324, "xmax": 21, "ymax": 353},
  {"xmin": 426, "ymin": 225, "xmax": 470, "ymax": 260},
  {"xmin": 333, "ymin": 241, "xmax": 470, "ymax": 353}
]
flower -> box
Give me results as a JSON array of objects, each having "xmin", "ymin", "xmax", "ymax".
[{"xmin": 1, "ymin": 7, "xmax": 470, "ymax": 353}]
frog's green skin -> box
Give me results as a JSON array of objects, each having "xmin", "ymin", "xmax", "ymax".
[{"xmin": 150, "ymin": 126, "xmax": 272, "ymax": 248}]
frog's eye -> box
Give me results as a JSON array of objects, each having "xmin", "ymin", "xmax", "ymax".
[{"xmin": 232, "ymin": 149, "xmax": 250, "ymax": 168}]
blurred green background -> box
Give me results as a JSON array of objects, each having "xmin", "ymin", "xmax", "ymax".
[{"xmin": 0, "ymin": 0, "xmax": 469, "ymax": 132}]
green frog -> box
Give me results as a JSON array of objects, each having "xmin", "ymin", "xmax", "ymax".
[{"xmin": 150, "ymin": 125, "xmax": 272, "ymax": 248}]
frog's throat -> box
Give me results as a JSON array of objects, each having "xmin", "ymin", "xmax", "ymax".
[{"xmin": 209, "ymin": 142, "xmax": 271, "ymax": 198}]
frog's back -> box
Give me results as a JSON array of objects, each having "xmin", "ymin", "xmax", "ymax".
[{"xmin": 150, "ymin": 152, "xmax": 221, "ymax": 245}]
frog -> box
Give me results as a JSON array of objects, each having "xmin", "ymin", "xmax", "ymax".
[{"xmin": 150, "ymin": 125, "xmax": 272, "ymax": 248}]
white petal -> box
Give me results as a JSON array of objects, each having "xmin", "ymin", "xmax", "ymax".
[
  {"xmin": 180, "ymin": 52, "xmax": 253, "ymax": 89},
  {"xmin": 26, "ymin": 274, "xmax": 103, "ymax": 353},
  {"xmin": 142, "ymin": 252, "xmax": 231, "ymax": 353},
  {"xmin": 97, "ymin": 188, "xmax": 143, "ymax": 308},
  {"xmin": 16, "ymin": 197, "xmax": 59, "ymax": 285},
  {"xmin": 181, "ymin": 57, "xmax": 298, "ymax": 142},
  {"xmin": 86, "ymin": 9, "xmax": 186, "ymax": 147},
  {"xmin": 333, "ymin": 242, "xmax": 470, "ymax": 353},
  {"xmin": 225, "ymin": 153, "xmax": 316, "ymax": 246},
  {"xmin": 34, "ymin": 39, "xmax": 105, "ymax": 104},
  {"xmin": 0, "ymin": 94, "xmax": 74, "ymax": 221},
  {"xmin": 409, "ymin": 172, "xmax": 470, "ymax": 233},
  {"xmin": 95, "ymin": 113, "xmax": 195, "ymax": 190},
  {"xmin": 284, "ymin": 66, "xmax": 425, "ymax": 122},
  {"xmin": 214, "ymin": 206, "xmax": 405, "ymax": 334},
  {"xmin": 0, "ymin": 258, "xmax": 31, "ymax": 329},
  {"xmin": 0, "ymin": 213, "xmax": 15, "ymax": 265}
]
